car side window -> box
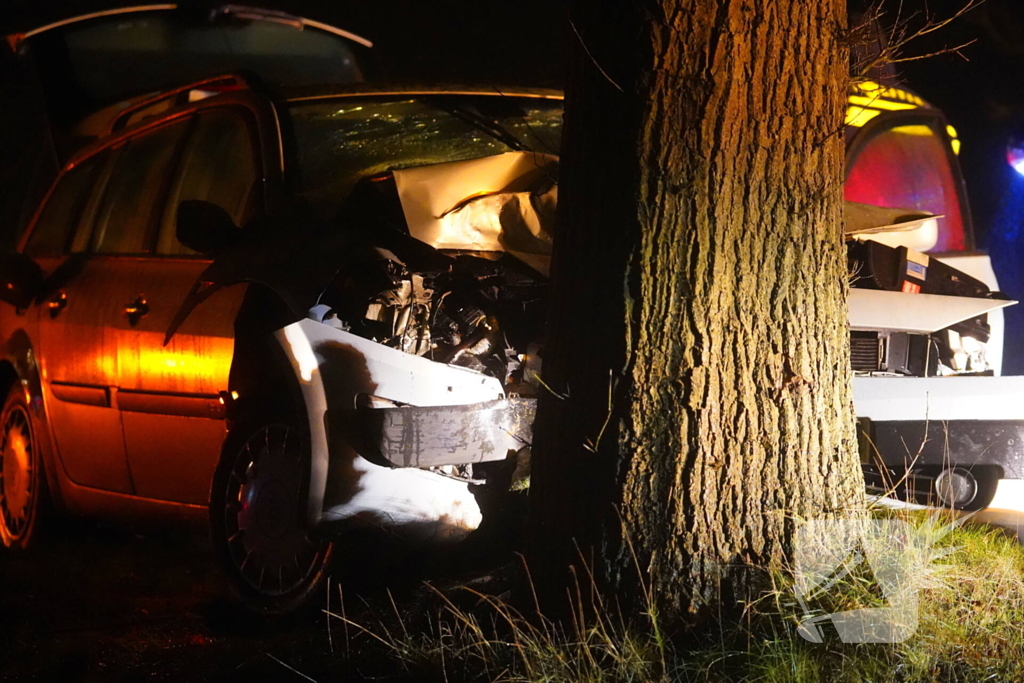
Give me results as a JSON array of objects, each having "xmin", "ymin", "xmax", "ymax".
[
  {"xmin": 24, "ymin": 153, "xmax": 107, "ymax": 257},
  {"xmin": 157, "ymin": 109, "xmax": 259, "ymax": 256},
  {"xmin": 86, "ymin": 120, "xmax": 190, "ymax": 255}
]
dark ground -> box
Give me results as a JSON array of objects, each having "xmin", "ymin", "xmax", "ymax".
[
  {"xmin": 1, "ymin": 520, "xmax": 344, "ymax": 682},
  {"xmin": 0, "ymin": 506, "xmax": 524, "ymax": 682}
]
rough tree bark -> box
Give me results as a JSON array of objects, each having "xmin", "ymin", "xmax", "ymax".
[{"xmin": 526, "ymin": 0, "xmax": 864, "ymax": 621}]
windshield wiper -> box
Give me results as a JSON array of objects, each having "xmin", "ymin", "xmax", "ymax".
[{"xmin": 421, "ymin": 96, "xmax": 529, "ymax": 152}]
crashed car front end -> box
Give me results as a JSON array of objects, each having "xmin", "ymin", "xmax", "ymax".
[
  {"xmin": 167, "ymin": 86, "xmax": 1024, "ymax": 537},
  {"xmin": 276, "ymin": 316, "xmax": 535, "ymax": 532},
  {"xmin": 247, "ymin": 148, "xmax": 555, "ymax": 537}
]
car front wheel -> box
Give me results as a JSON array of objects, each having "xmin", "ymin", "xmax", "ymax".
[
  {"xmin": 210, "ymin": 418, "xmax": 334, "ymax": 616},
  {"xmin": 0, "ymin": 384, "xmax": 44, "ymax": 550}
]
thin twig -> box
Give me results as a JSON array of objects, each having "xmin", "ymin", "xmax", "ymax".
[
  {"xmin": 850, "ymin": 0, "xmax": 985, "ymax": 81},
  {"xmin": 326, "ymin": 577, "xmax": 333, "ymax": 654},
  {"xmin": 338, "ymin": 584, "xmax": 350, "ymax": 655},
  {"xmin": 266, "ymin": 653, "xmax": 319, "ymax": 683},
  {"xmin": 569, "ymin": 18, "xmax": 624, "ymax": 92}
]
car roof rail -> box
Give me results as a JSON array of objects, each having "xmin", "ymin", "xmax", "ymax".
[
  {"xmin": 109, "ymin": 74, "xmax": 256, "ymax": 132},
  {"xmin": 6, "ymin": 4, "xmax": 373, "ymax": 53}
]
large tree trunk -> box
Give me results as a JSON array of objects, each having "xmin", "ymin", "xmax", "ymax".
[{"xmin": 526, "ymin": 0, "xmax": 864, "ymax": 621}]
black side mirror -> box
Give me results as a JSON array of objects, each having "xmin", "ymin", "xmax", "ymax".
[
  {"xmin": 176, "ymin": 200, "xmax": 240, "ymax": 255},
  {"xmin": 0, "ymin": 253, "xmax": 43, "ymax": 309}
]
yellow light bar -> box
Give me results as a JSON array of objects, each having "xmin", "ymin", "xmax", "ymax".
[
  {"xmin": 890, "ymin": 125, "xmax": 934, "ymax": 137},
  {"xmin": 846, "ymin": 106, "xmax": 881, "ymax": 128},
  {"xmin": 952, "ymin": 139, "xmax": 961, "ymax": 155},
  {"xmin": 854, "ymin": 80, "xmax": 926, "ymax": 107},
  {"xmin": 848, "ymin": 94, "xmax": 918, "ymax": 112}
]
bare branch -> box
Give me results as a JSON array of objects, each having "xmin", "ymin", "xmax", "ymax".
[{"xmin": 848, "ymin": 0, "xmax": 985, "ymax": 85}]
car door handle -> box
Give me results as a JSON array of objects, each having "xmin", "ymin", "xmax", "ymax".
[
  {"xmin": 47, "ymin": 292, "xmax": 67, "ymax": 318},
  {"xmin": 124, "ymin": 296, "xmax": 149, "ymax": 326}
]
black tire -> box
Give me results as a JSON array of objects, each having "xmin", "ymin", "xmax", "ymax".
[
  {"xmin": 0, "ymin": 384, "xmax": 45, "ymax": 550},
  {"xmin": 210, "ymin": 416, "xmax": 334, "ymax": 616}
]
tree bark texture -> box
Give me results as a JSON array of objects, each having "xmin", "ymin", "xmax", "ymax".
[{"xmin": 527, "ymin": 0, "xmax": 864, "ymax": 620}]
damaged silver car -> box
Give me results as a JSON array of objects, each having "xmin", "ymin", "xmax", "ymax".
[{"xmin": 0, "ymin": 77, "xmax": 562, "ymax": 613}]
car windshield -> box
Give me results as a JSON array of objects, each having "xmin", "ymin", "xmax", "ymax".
[{"xmin": 282, "ymin": 96, "xmax": 563, "ymax": 216}]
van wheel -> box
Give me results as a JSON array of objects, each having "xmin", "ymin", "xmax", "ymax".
[
  {"xmin": 210, "ymin": 419, "xmax": 334, "ymax": 616},
  {"xmin": 0, "ymin": 384, "xmax": 44, "ymax": 550}
]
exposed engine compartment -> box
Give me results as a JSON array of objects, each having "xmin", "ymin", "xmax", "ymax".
[
  {"xmin": 321, "ymin": 246, "xmax": 546, "ymax": 395},
  {"xmin": 319, "ymin": 154, "xmax": 1013, "ymax": 395},
  {"xmin": 314, "ymin": 155, "xmax": 554, "ymax": 404}
]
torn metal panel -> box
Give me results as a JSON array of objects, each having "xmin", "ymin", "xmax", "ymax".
[
  {"xmin": 275, "ymin": 317, "xmax": 505, "ymax": 534},
  {"xmin": 366, "ymin": 397, "xmax": 535, "ymax": 469},
  {"xmin": 393, "ymin": 151, "xmax": 557, "ymax": 274}
]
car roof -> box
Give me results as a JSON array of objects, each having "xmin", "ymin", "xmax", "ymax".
[{"xmin": 74, "ymin": 75, "xmax": 564, "ymax": 138}]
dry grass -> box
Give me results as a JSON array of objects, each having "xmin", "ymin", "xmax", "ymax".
[{"xmin": 328, "ymin": 508, "xmax": 1024, "ymax": 682}]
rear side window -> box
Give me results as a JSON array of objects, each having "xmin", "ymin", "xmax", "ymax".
[
  {"xmin": 157, "ymin": 109, "xmax": 259, "ymax": 255},
  {"xmin": 88, "ymin": 120, "xmax": 189, "ymax": 254},
  {"xmin": 845, "ymin": 121, "xmax": 966, "ymax": 252},
  {"xmin": 24, "ymin": 153, "xmax": 106, "ymax": 257}
]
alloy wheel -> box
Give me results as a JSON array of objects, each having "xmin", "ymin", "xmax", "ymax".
[
  {"xmin": 220, "ymin": 423, "xmax": 328, "ymax": 598},
  {"xmin": 0, "ymin": 404, "xmax": 34, "ymax": 543}
]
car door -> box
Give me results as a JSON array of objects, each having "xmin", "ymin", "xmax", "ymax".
[
  {"xmin": 24, "ymin": 149, "xmax": 135, "ymax": 493},
  {"xmin": 118, "ymin": 107, "xmax": 260, "ymax": 504},
  {"xmin": 32, "ymin": 120, "xmax": 190, "ymax": 493}
]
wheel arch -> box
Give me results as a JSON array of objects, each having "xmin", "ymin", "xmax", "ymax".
[{"xmin": 214, "ymin": 284, "xmax": 316, "ymax": 513}]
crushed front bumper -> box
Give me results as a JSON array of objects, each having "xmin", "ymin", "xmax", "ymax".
[
  {"xmin": 361, "ymin": 397, "xmax": 535, "ymax": 469},
  {"xmin": 275, "ymin": 318, "xmax": 533, "ymax": 537}
]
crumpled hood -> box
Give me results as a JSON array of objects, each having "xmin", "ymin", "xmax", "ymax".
[{"xmin": 392, "ymin": 151, "xmax": 558, "ymax": 275}]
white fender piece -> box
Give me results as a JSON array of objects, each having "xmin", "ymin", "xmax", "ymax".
[
  {"xmin": 275, "ymin": 318, "xmax": 506, "ymax": 538},
  {"xmin": 848, "ymin": 289, "xmax": 1015, "ymax": 335}
]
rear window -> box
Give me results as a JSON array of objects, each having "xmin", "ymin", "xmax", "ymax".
[
  {"xmin": 27, "ymin": 10, "xmax": 366, "ymax": 125},
  {"xmin": 845, "ymin": 122, "xmax": 967, "ymax": 252}
]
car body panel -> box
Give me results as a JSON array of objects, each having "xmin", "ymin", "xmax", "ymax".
[
  {"xmin": 275, "ymin": 318, "xmax": 500, "ymax": 533},
  {"xmin": 847, "ymin": 289, "xmax": 1013, "ymax": 335},
  {"xmin": 120, "ymin": 258, "xmax": 244, "ymax": 503},
  {"xmin": 0, "ymin": 88, "xmax": 282, "ymax": 514},
  {"xmin": 36, "ymin": 255, "xmax": 139, "ymax": 494}
]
